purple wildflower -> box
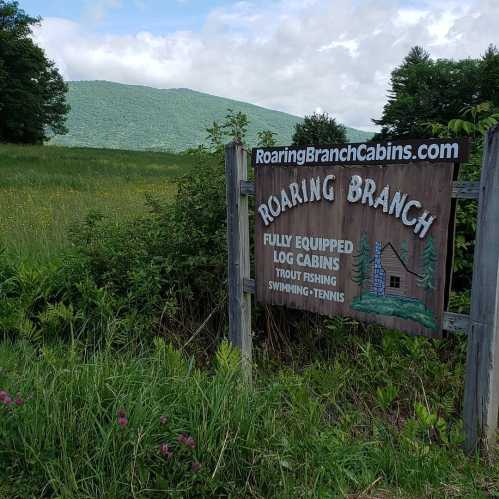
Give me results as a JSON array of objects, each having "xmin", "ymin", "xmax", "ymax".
[
  {"xmin": 14, "ymin": 396, "xmax": 24, "ymax": 407},
  {"xmin": 159, "ymin": 415, "xmax": 168, "ymax": 425},
  {"xmin": 117, "ymin": 416, "xmax": 128, "ymax": 427},
  {"xmin": 159, "ymin": 443, "xmax": 173, "ymax": 459},
  {"xmin": 0, "ymin": 390, "xmax": 8, "ymax": 402},
  {"xmin": 177, "ymin": 433, "xmax": 196, "ymax": 449},
  {"xmin": 191, "ymin": 461, "xmax": 201, "ymax": 473}
]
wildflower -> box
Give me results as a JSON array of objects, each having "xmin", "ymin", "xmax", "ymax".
[
  {"xmin": 159, "ymin": 443, "xmax": 173, "ymax": 459},
  {"xmin": 191, "ymin": 461, "xmax": 201, "ymax": 473},
  {"xmin": 3, "ymin": 395, "xmax": 13, "ymax": 406},
  {"xmin": 118, "ymin": 416, "xmax": 128, "ymax": 427},
  {"xmin": 0, "ymin": 390, "xmax": 8, "ymax": 402},
  {"xmin": 14, "ymin": 395, "xmax": 24, "ymax": 406},
  {"xmin": 177, "ymin": 433, "xmax": 196, "ymax": 449},
  {"xmin": 117, "ymin": 409, "xmax": 128, "ymax": 427},
  {"xmin": 159, "ymin": 415, "xmax": 167, "ymax": 425}
]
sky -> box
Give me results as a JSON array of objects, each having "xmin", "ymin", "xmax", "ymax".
[{"xmin": 24, "ymin": 0, "xmax": 499, "ymax": 131}]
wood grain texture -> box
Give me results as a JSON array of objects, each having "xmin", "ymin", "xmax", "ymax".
[
  {"xmin": 225, "ymin": 142, "xmax": 252, "ymax": 382},
  {"xmin": 463, "ymin": 125, "xmax": 499, "ymax": 452},
  {"xmin": 452, "ymin": 181, "xmax": 480, "ymax": 199},
  {"xmin": 241, "ymin": 179, "xmax": 479, "ymax": 200},
  {"xmin": 443, "ymin": 312, "xmax": 470, "ymax": 334},
  {"xmin": 254, "ymin": 162, "xmax": 454, "ymax": 337}
]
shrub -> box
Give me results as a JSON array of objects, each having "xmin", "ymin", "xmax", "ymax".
[{"xmin": 0, "ymin": 149, "xmax": 229, "ymax": 350}]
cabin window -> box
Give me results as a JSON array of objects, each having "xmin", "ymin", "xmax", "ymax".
[{"xmin": 389, "ymin": 276, "xmax": 401, "ymax": 288}]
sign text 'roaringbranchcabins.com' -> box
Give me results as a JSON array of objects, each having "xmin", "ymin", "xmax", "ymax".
[{"xmin": 252, "ymin": 139, "xmax": 469, "ymax": 337}]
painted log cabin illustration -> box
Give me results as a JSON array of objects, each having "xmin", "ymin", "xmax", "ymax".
[
  {"xmin": 369, "ymin": 241, "xmax": 422, "ymax": 298},
  {"xmin": 351, "ymin": 235, "xmax": 438, "ymax": 331}
]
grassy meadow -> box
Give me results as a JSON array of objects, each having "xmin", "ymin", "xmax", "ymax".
[{"xmin": 0, "ymin": 144, "xmax": 194, "ymax": 264}]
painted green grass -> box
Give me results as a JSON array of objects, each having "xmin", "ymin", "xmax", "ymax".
[
  {"xmin": 1, "ymin": 337, "xmax": 498, "ymax": 498},
  {"xmin": 0, "ymin": 144, "xmax": 195, "ymax": 264},
  {"xmin": 351, "ymin": 292, "xmax": 438, "ymax": 330}
]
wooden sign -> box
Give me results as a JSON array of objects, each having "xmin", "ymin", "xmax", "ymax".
[
  {"xmin": 226, "ymin": 133, "xmax": 499, "ymax": 452},
  {"xmin": 252, "ymin": 140, "xmax": 469, "ymax": 337}
]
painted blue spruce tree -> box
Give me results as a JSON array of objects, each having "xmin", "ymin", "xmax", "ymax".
[
  {"xmin": 417, "ymin": 236, "xmax": 437, "ymax": 297},
  {"xmin": 352, "ymin": 232, "xmax": 371, "ymax": 300}
]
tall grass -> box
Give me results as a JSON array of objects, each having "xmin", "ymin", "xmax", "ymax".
[
  {"xmin": 1, "ymin": 333, "xmax": 498, "ymax": 498},
  {"xmin": 0, "ymin": 145, "xmax": 194, "ymax": 264}
]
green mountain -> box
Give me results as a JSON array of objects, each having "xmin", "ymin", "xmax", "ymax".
[{"xmin": 51, "ymin": 81, "xmax": 373, "ymax": 152}]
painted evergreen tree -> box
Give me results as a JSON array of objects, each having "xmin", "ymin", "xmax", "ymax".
[
  {"xmin": 352, "ymin": 233, "xmax": 371, "ymax": 298},
  {"xmin": 417, "ymin": 236, "xmax": 437, "ymax": 293}
]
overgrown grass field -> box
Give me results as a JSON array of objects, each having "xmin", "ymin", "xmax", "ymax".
[
  {"xmin": 0, "ymin": 144, "xmax": 195, "ymax": 264},
  {"xmin": 0, "ymin": 143, "xmax": 496, "ymax": 497}
]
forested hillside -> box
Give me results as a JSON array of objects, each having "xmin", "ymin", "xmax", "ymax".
[{"xmin": 50, "ymin": 81, "xmax": 373, "ymax": 151}]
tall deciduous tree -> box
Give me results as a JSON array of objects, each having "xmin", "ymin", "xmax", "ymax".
[
  {"xmin": 373, "ymin": 46, "xmax": 499, "ymax": 140},
  {"xmin": 0, "ymin": 1, "xmax": 69, "ymax": 144},
  {"xmin": 479, "ymin": 44, "xmax": 499, "ymax": 107},
  {"xmin": 257, "ymin": 130, "xmax": 276, "ymax": 147},
  {"xmin": 292, "ymin": 112, "xmax": 347, "ymax": 146},
  {"xmin": 222, "ymin": 108, "xmax": 248, "ymax": 144}
]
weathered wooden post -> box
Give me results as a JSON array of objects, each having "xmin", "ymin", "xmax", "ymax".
[
  {"xmin": 225, "ymin": 141, "xmax": 252, "ymax": 382},
  {"xmin": 463, "ymin": 125, "xmax": 499, "ymax": 453}
]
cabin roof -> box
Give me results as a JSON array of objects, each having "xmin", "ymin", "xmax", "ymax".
[{"xmin": 371, "ymin": 242, "xmax": 423, "ymax": 279}]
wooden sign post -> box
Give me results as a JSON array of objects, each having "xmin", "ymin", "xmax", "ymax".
[
  {"xmin": 225, "ymin": 131, "xmax": 499, "ymax": 451},
  {"xmin": 225, "ymin": 142, "xmax": 252, "ymax": 382},
  {"xmin": 463, "ymin": 125, "xmax": 499, "ymax": 452}
]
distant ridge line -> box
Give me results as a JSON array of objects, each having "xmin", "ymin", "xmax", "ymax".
[{"xmin": 51, "ymin": 80, "xmax": 373, "ymax": 153}]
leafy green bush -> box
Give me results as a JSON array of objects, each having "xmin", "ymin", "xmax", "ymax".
[
  {"xmin": 428, "ymin": 102, "xmax": 499, "ymax": 295},
  {"xmin": 69, "ymin": 149, "xmax": 229, "ymax": 337},
  {"xmin": 0, "ymin": 148, "xmax": 229, "ymax": 350}
]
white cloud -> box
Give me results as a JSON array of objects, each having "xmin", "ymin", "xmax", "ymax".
[
  {"xmin": 33, "ymin": 0, "xmax": 499, "ymax": 131},
  {"xmin": 394, "ymin": 8, "xmax": 428, "ymax": 27},
  {"xmin": 318, "ymin": 38, "xmax": 360, "ymax": 58}
]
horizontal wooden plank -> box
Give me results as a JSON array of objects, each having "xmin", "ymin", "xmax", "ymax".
[
  {"xmin": 452, "ymin": 181, "xmax": 480, "ymax": 200},
  {"xmin": 243, "ymin": 278, "xmax": 256, "ymax": 294},
  {"xmin": 240, "ymin": 180, "xmax": 255, "ymax": 196},
  {"xmin": 443, "ymin": 311, "xmax": 470, "ymax": 333}
]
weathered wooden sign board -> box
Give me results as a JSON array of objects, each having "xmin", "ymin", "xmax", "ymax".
[
  {"xmin": 225, "ymin": 132, "xmax": 499, "ymax": 453},
  {"xmin": 253, "ymin": 140, "xmax": 466, "ymax": 337}
]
